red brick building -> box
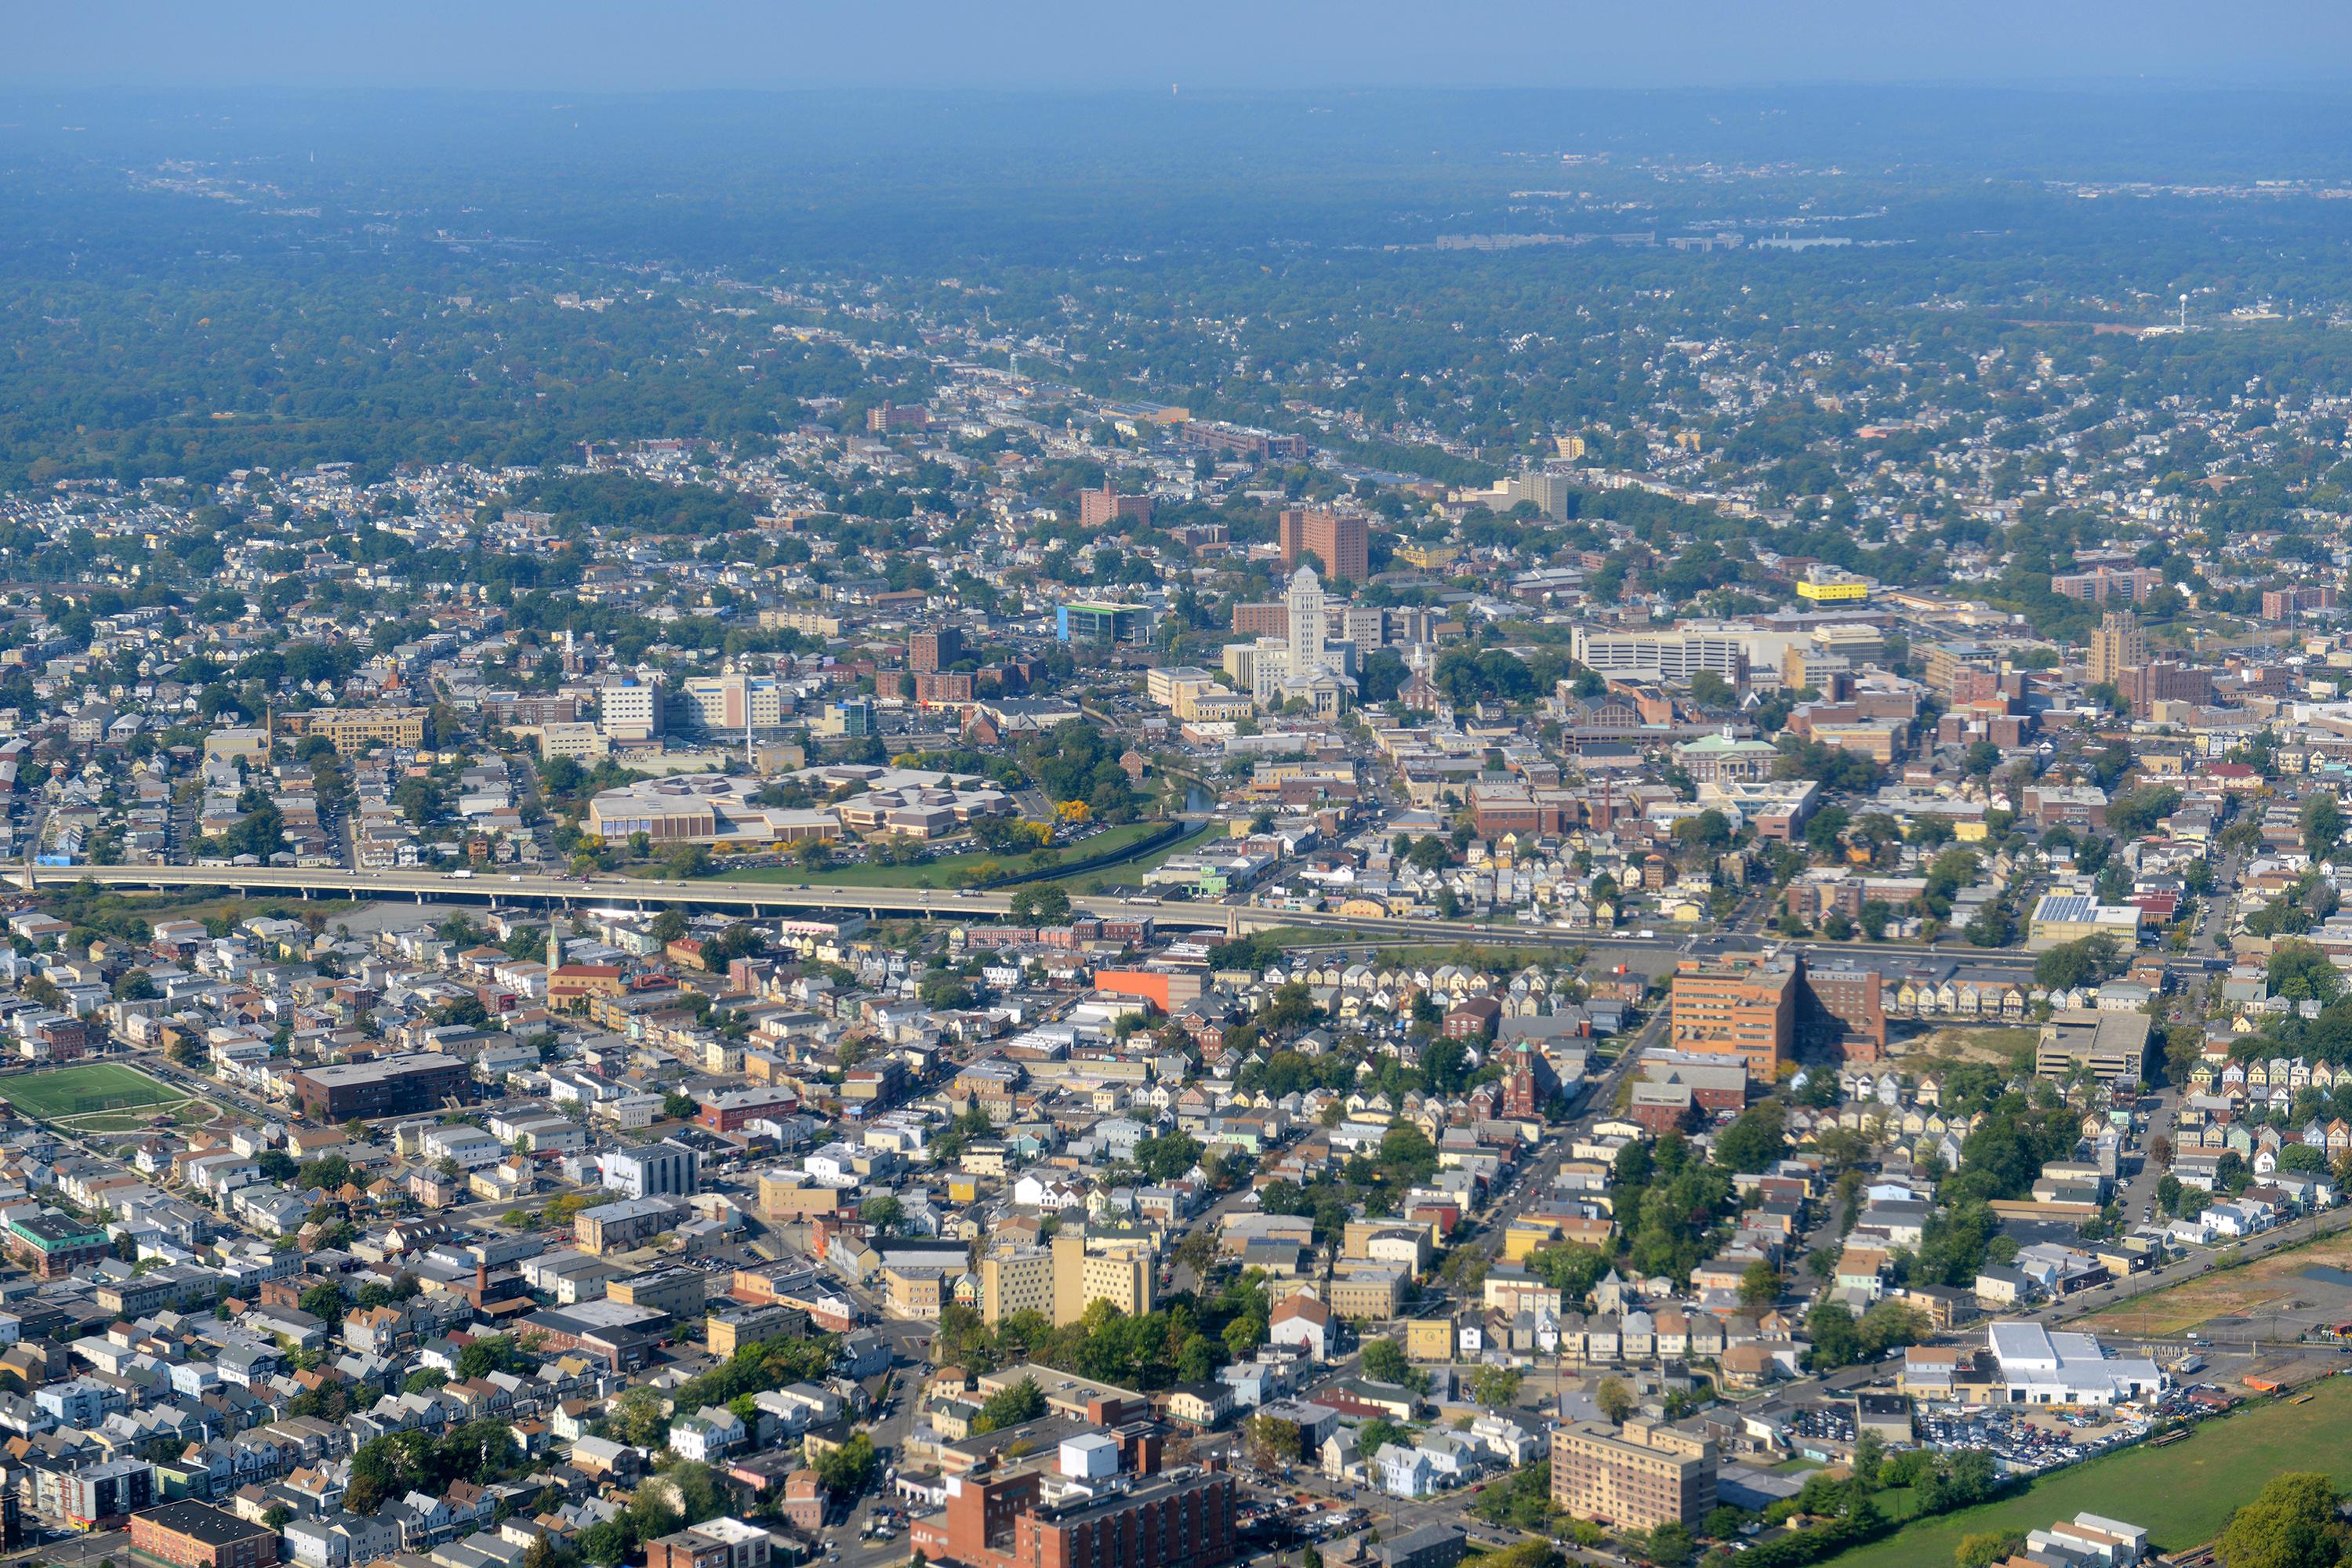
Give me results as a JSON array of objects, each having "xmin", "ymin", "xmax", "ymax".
[
  {"xmin": 1276, "ymin": 509, "xmax": 1368, "ymax": 583},
  {"xmin": 130, "ymin": 1502, "xmax": 278, "ymax": 1568},
  {"xmin": 912, "ymin": 1463, "xmax": 1236, "ymax": 1568}
]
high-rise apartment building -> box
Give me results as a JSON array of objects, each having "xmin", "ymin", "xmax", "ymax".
[
  {"xmin": 980, "ymin": 1235, "xmax": 1157, "ymax": 1327},
  {"xmin": 1668, "ymin": 957, "xmax": 1798, "ymax": 1080},
  {"xmin": 2087, "ymin": 611, "xmax": 2147, "ymax": 689},
  {"xmin": 912, "ymin": 629, "xmax": 964, "ymax": 672},
  {"xmin": 1079, "ymin": 483, "xmax": 1155, "ymax": 529},
  {"xmin": 1551, "ymin": 1420, "xmax": 1716, "ymax": 1532},
  {"xmin": 1277, "ymin": 508, "xmax": 1369, "ymax": 583}
]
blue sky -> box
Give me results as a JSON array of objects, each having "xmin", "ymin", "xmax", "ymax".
[{"xmin": 13, "ymin": 1, "xmax": 2352, "ymax": 90}]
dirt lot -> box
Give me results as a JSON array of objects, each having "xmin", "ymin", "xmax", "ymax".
[
  {"xmin": 2088, "ymin": 1230, "xmax": 2352, "ymax": 1337},
  {"xmin": 1890, "ymin": 1025, "xmax": 2038, "ymax": 1066}
]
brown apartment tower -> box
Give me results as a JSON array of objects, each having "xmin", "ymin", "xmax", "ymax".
[{"xmin": 1277, "ymin": 509, "xmax": 1369, "ymax": 583}]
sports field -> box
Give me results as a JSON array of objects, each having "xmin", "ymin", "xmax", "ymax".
[
  {"xmin": 1823, "ymin": 1373, "xmax": 2352, "ymax": 1568},
  {"xmin": 5, "ymin": 1062, "xmax": 187, "ymax": 1121}
]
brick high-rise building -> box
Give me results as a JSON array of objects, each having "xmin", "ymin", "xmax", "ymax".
[
  {"xmin": 1552, "ymin": 1420, "xmax": 1716, "ymax": 1532},
  {"xmin": 1277, "ymin": 509, "xmax": 1368, "ymax": 583},
  {"xmin": 1798, "ymin": 962, "xmax": 1886, "ymax": 1062},
  {"xmin": 914, "ymin": 1459, "xmax": 1236, "ymax": 1568},
  {"xmin": 1079, "ymin": 484, "xmax": 1155, "ymax": 530},
  {"xmin": 1232, "ymin": 602, "xmax": 1289, "ymax": 638},
  {"xmin": 1668, "ymin": 957, "xmax": 1798, "ymax": 1080},
  {"xmin": 913, "ymin": 629, "xmax": 964, "ymax": 672}
]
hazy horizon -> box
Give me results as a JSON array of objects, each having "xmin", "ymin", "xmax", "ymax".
[{"xmin": 14, "ymin": 1, "xmax": 2352, "ymax": 93}]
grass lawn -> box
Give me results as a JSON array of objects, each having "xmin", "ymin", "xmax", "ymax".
[
  {"xmin": 6, "ymin": 1062, "xmax": 187, "ymax": 1120},
  {"xmin": 2085, "ymin": 1228, "xmax": 2352, "ymax": 1338},
  {"xmin": 1824, "ymin": 1375, "xmax": 2352, "ymax": 1568},
  {"xmin": 1065, "ymin": 821, "xmax": 1217, "ymax": 893},
  {"xmin": 685, "ymin": 820, "xmax": 1175, "ymax": 890}
]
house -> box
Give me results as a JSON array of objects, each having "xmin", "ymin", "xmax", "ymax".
[
  {"xmin": 1269, "ymin": 1293, "xmax": 1333, "ymax": 1362},
  {"xmin": 668, "ymin": 1406, "xmax": 749, "ymax": 1462},
  {"xmin": 1374, "ymin": 1442, "xmax": 1439, "ymax": 1498}
]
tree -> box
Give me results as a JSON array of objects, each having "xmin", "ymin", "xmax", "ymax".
[
  {"xmin": 858, "ymin": 1194, "xmax": 906, "ymax": 1236},
  {"xmin": 1714, "ymin": 1102, "xmax": 1787, "ymax": 1174},
  {"xmin": 1595, "ymin": 1376, "xmax": 1635, "ymax": 1424},
  {"xmin": 1244, "ymin": 1414, "xmax": 1302, "ymax": 1470},
  {"xmin": 662, "ymin": 1091, "xmax": 699, "ymax": 1120},
  {"xmin": 1646, "ymin": 1521, "xmax": 1695, "ymax": 1567},
  {"xmin": 2269, "ymin": 939, "xmax": 2344, "ymax": 1005},
  {"xmin": 1361, "ymin": 1338, "xmax": 1414, "ymax": 1386},
  {"xmin": 969, "ymin": 1376, "xmax": 1046, "ymax": 1436},
  {"xmin": 2307, "ymin": 793, "xmax": 2347, "ymax": 861},
  {"xmin": 2216, "ymin": 1472, "xmax": 2347, "ymax": 1568},
  {"xmin": 1805, "ymin": 1301, "xmax": 1864, "ymax": 1370},
  {"xmin": 1468, "ymin": 1365, "xmax": 1522, "ymax": 1408},
  {"xmin": 2033, "ymin": 935, "xmax": 2123, "ymax": 991},
  {"xmin": 1957, "ymin": 1533, "xmax": 2025, "ymax": 1568},
  {"xmin": 1009, "ymin": 884, "xmax": 1073, "ymax": 924},
  {"xmin": 816, "ymin": 1432, "xmax": 879, "ymax": 1496},
  {"xmin": 1738, "ymin": 1259, "xmax": 1782, "ymax": 1308}
]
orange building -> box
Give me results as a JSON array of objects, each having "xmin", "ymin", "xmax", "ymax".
[
  {"xmin": 1668, "ymin": 958, "xmax": 1798, "ymax": 1080},
  {"xmin": 1092, "ymin": 968, "xmax": 1204, "ymax": 1013}
]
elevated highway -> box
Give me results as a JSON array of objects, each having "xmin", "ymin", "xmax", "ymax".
[{"xmin": 17, "ymin": 862, "xmax": 2039, "ymax": 976}]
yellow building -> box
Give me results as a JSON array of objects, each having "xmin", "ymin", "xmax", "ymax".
[
  {"xmin": 1397, "ymin": 542, "xmax": 1461, "ymax": 571},
  {"xmin": 980, "ymin": 1246, "xmax": 1055, "ymax": 1327},
  {"xmin": 1795, "ymin": 566, "xmax": 1870, "ymax": 603},
  {"xmin": 274, "ymin": 705, "xmax": 430, "ymax": 756},
  {"xmin": 1052, "ymin": 1232, "xmax": 1156, "ymax": 1325},
  {"xmin": 1405, "ymin": 1318, "xmax": 1456, "ymax": 1363}
]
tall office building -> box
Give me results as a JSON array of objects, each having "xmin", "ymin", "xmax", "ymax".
[
  {"xmin": 1277, "ymin": 508, "xmax": 1369, "ymax": 583},
  {"xmin": 2088, "ymin": 611, "xmax": 2147, "ymax": 688}
]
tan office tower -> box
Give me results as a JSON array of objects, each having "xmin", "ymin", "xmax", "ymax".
[{"xmin": 2088, "ymin": 610, "xmax": 2147, "ymax": 688}]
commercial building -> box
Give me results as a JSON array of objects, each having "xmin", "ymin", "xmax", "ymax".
[
  {"xmin": 6, "ymin": 1210, "xmax": 111, "ymax": 1279},
  {"xmin": 1570, "ymin": 626, "xmax": 1749, "ymax": 687},
  {"xmin": 1668, "ymin": 959, "xmax": 1798, "ymax": 1080},
  {"xmin": 1277, "ymin": 508, "xmax": 1369, "ymax": 583},
  {"xmin": 130, "ymin": 1501, "xmax": 278, "ymax": 1568},
  {"xmin": 1794, "ymin": 565, "xmax": 1869, "ymax": 603},
  {"xmin": 1368, "ymin": 1527, "xmax": 1465, "ymax": 1568},
  {"xmin": 1550, "ymin": 1419, "xmax": 1716, "ymax": 1532},
  {"xmin": 287, "ymin": 1054, "xmax": 473, "ymax": 1122},
  {"xmin": 575, "ymin": 1197, "xmax": 687, "ymax": 1255},
  {"xmin": 49, "ymin": 1460, "xmax": 149, "ymax": 1530},
  {"xmin": 2026, "ymin": 894, "xmax": 2143, "ymax": 950},
  {"xmin": 272, "ymin": 706, "xmax": 427, "ymax": 757},
  {"xmin": 1986, "ymin": 1322, "xmax": 2162, "ymax": 1406},
  {"xmin": 601, "ymin": 1140, "xmax": 702, "ymax": 1200},
  {"xmin": 608, "ymin": 1266, "xmax": 709, "ymax": 1320},
  {"xmin": 1057, "ymin": 603, "xmax": 1149, "ymax": 645}
]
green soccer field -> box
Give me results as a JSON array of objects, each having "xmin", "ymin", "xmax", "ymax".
[{"xmin": 4, "ymin": 1062, "xmax": 187, "ymax": 1120}]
